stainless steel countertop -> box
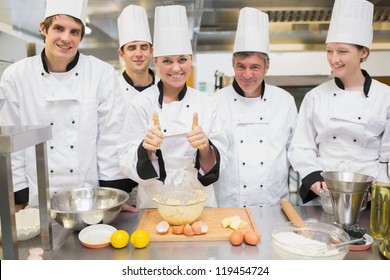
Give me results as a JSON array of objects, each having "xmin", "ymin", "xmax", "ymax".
[{"xmin": 3, "ymin": 206, "xmax": 386, "ymax": 260}]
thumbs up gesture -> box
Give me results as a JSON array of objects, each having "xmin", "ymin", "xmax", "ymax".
[
  {"xmin": 187, "ymin": 112, "xmax": 208, "ymax": 150},
  {"xmin": 143, "ymin": 111, "xmax": 164, "ymax": 151}
]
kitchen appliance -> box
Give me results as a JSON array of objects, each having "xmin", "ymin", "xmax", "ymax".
[{"xmin": 321, "ymin": 171, "xmax": 374, "ymax": 226}]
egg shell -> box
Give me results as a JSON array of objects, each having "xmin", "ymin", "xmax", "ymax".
[
  {"xmin": 156, "ymin": 220, "xmax": 170, "ymax": 234},
  {"xmin": 199, "ymin": 221, "xmax": 208, "ymax": 234},
  {"xmin": 183, "ymin": 224, "xmax": 195, "ymax": 236},
  {"xmin": 172, "ymin": 225, "xmax": 184, "ymax": 235},
  {"xmin": 244, "ymin": 230, "xmax": 260, "ymax": 246},
  {"xmin": 191, "ymin": 221, "xmax": 202, "ymax": 235},
  {"xmin": 230, "ymin": 230, "xmax": 244, "ymax": 246}
]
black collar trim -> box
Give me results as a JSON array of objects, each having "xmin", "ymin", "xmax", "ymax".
[
  {"xmin": 157, "ymin": 80, "xmax": 187, "ymax": 108},
  {"xmin": 232, "ymin": 79, "xmax": 265, "ymax": 98},
  {"xmin": 334, "ymin": 69, "xmax": 372, "ymax": 97},
  {"xmin": 41, "ymin": 49, "xmax": 80, "ymax": 74},
  {"xmin": 122, "ymin": 68, "xmax": 156, "ymax": 92}
]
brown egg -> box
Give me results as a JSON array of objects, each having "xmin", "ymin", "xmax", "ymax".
[
  {"xmin": 230, "ymin": 230, "xmax": 244, "ymax": 246},
  {"xmin": 156, "ymin": 220, "xmax": 170, "ymax": 234},
  {"xmin": 183, "ymin": 224, "xmax": 195, "ymax": 236},
  {"xmin": 172, "ymin": 225, "xmax": 184, "ymax": 235},
  {"xmin": 244, "ymin": 230, "xmax": 260, "ymax": 246}
]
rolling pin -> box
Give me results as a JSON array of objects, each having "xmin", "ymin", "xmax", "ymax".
[{"xmin": 280, "ymin": 198, "xmax": 305, "ymax": 227}]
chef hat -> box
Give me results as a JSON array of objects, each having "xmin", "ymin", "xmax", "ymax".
[
  {"xmin": 233, "ymin": 7, "xmax": 270, "ymax": 55},
  {"xmin": 117, "ymin": 5, "xmax": 152, "ymax": 49},
  {"xmin": 153, "ymin": 5, "xmax": 193, "ymax": 57},
  {"xmin": 326, "ymin": 0, "xmax": 373, "ymax": 48},
  {"xmin": 45, "ymin": 0, "xmax": 88, "ymax": 26}
]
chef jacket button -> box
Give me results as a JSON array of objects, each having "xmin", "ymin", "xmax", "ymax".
[
  {"xmin": 234, "ymin": 98, "xmax": 237, "ymax": 102},
  {"xmin": 50, "ymin": 146, "xmax": 54, "ymax": 149},
  {"xmin": 50, "ymin": 122, "xmax": 53, "ymax": 126},
  {"xmin": 243, "ymin": 185, "xmax": 247, "ymax": 188},
  {"xmin": 75, "ymin": 73, "xmax": 79, "ymax": 76},
  {"xmin": 186, "ymin": 105, "xmax": 189, "ymax": 108},
  {"xmin": 353, "ymin": 139, "xmax": 357, "ymax": 142},
  {"xmin": 126, "ymin": 88, "xmax": 129, "ymax": 91},
  {"xmin": 333, "ymin": 136, "xmax": 336, "ymax": 139},
  {"xmin": 259, "ymin": 205, "xmax": 263, "ymax": 207},
  {"xmin": 164, "ymin": 129, "xmax": 167, "ymax": 132},
  {"xmin": 70, "ymin": 169, "xmax": 73, "ymax": 173},
  {"xmin": 242, "ymin": 162, "xmax": 245, "ymax": 165},
  {"xmin": 358, "ymin": 117, "xmax": 361, "ymax": 120},
  {"xmin": 240, "ymin": 140, "xmax": 243, "ymax": 143},
  {"xmin": 41, "ymin": 72, "xmax": 44, "ymax": 76},
  {"xmin": 259, "ymin": 117, "xmax": 263, "ymax": 120},
  {"xmin": 243, "ymin": 205, "xmax": 246, "ymax": 208},
  {"xmin": 260, "ymin": 162, "xmax": 263, "ymax": 165},
  {"xmin": 50, "ymin": 170, "xmax": 54, "ymax": 173},
  {"xmin": 259, "ymin": 139, "xmax": 263, "ymax": 143},
  {"xmin": 333, "ymin": 93, "xmax": 337, "ymax": 96},
  {"xmin": 263, "ymin": 98, "xmax": 266, "ymax": 102},
  {"xmin": 72, "ymin": 120, "xmax": 75, "ymax": 124},
  {"xmin": 260, "ymin": 185, "xmax": 263, "ymax": 188},
  {"xmin": 70, "ymin": 145, "xmax": 74, "ymax": 149}
]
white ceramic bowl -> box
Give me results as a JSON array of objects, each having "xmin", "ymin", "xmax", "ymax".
[
  {"xmin": 271, "ymin": 222, "xmax": 350, "ymax": 260},
  {"xmin": 0, "ymin": 208, "xmax": 40, "ymax": 241}
]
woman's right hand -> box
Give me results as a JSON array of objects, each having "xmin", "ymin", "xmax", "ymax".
[
  {"xmin": 142, "ymin": 111, "xmax": 164, "ymax": 151},
  {"xmin": 310, "ymin": 181, "xmax": 328, "ymax": 196}
]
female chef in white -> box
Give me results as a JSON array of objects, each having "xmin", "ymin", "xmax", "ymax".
[
  {"xmin": 0, "ymin": 0, "xmax": 133, "ymax": 210},
  {"xmin": 118, "ymin": 5, "xmax": 228, "ymax": 208},
  {"xmin": 288, "ymin": 0, "xmax": 390, "ymax": 204},
  {"xmin": 213, "ymin": 8, "xmax": 298, "ymax": 207}
]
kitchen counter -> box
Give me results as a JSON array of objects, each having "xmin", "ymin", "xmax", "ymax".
[{"xmin": 2, "ymin": 205, "xmax": 386, "ymax": 260}]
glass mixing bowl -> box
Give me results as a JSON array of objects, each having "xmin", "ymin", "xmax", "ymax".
[{"xmin": 271, "ymin": 221, "xmax": 350, "ymax": 260}]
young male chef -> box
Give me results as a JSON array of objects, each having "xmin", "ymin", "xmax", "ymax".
[
  {"xmin": 288, "ymin": 0, "xmax": 390, "ymax": 204},
  {"xmin": 117, "ymin": 5, "xmax": 156, "ymax": 207},
  {"xmin": 213, "ymin": 7, "xmax": 298, "ymax": 207},
  {"xmin": 0, "ymin": 0, "xmax": 135, "ymax": 211}
]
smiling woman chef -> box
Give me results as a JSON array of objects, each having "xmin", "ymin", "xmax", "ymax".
[
  {"xmin": 288, "ymin": 0, "xmax": 390, "ymax": 204},
  {"xmin": 118, "ymin": 5, "xmax": 228, "ymax": 209},
  {"xmin": 0, "ymin": 0, "xmax": 136, "ymax": 211}
]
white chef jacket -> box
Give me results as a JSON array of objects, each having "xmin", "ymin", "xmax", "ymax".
[
  {"xmin": 288, "ymin": 71, "xmax": 390, "ymax": 203},
  {"xmin": 118, "ymin": 69, "xmax": 157, "ymax": 105},
  {"xmin": 213, "ymin": 81, "xmax": 297, "ymax": 207},
  {"xmin": 118, "ymin": 81, "xmax": 228, "ymax": 208},
  {"xmin": 0, "ymin": 52, "xmax": 128, "ymax": 207}
]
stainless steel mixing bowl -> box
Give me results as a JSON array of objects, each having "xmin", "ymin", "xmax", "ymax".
[{"xmin": 50, "ymin": 187, "xmax": 129, "ymax": 231}]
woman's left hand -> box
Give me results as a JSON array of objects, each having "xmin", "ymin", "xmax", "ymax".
[{"xmin": 187, "ymin": 112, "xmax": 210, "ymax": 151}]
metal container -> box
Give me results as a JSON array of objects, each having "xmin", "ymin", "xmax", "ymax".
[
  {"xmin": 50, "ymin": 187, "xmax": 129, "ymax": 231},
  {"xmin": 321, "ymin": 171, "xmax": 373, "ymax": 225}
]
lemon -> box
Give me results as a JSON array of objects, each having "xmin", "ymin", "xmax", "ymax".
[
  {"xmin": 110, "ymin": 230, "xmax": 130, "ymax": 249},
  {"xmin": 130, "ymin": 229, "xmax": 150, "ymax": 249}
]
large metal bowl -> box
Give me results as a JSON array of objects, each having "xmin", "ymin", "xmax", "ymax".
[{"xmin": 50, "ymin": 187, "xmax": 129, "ymax": 231}]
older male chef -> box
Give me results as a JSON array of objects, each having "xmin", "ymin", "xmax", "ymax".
[
  {"xmin": 0, "ymin": 0, "xmax": 132, "ymax": 210},
  {"xmin": 213, "ymin": 7, "xmax": 298, "ymax": 207}
]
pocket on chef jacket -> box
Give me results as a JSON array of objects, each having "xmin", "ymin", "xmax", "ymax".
[
  {"xmin": 365, "ymin": 117, "xmax": 385, "ymax": 138},
  {"xmin": 327, "ymin": 114, "xmax": 368, "ymax": 146}
]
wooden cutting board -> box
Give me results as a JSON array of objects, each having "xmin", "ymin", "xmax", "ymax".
[{"xmin": 137, "ymin": 208, "xmax": 260, "ymax": 242}]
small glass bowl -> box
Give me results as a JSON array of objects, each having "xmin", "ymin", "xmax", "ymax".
[{"xmin": 319, "ymin": 190, "xmax": 334, "ymax": 215}]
